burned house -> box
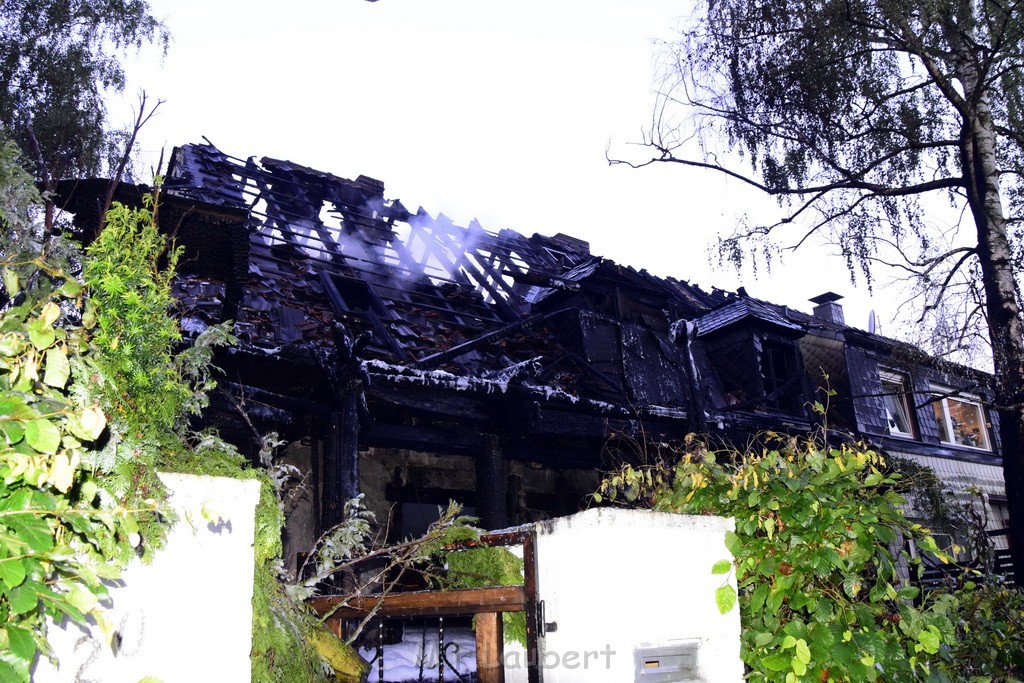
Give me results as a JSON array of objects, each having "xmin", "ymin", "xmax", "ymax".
[{"xmin": 55, "ymin": 142, "xmax": 1008, "ymax": 575}]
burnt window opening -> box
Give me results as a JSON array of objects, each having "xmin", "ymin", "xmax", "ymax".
[
  {"xmin": 761, "ymin": 341, "xmax": 802, "ymax": 413},
  {"xmin": 323, "ymin": 273, "xmax": 392, "ymax": 319},
  {"xmin": 700, "ymin": 327, "xmax": 805, "ymax": 415}
]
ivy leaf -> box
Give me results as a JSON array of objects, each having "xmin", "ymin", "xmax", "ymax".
[
  {"xmin": 0, "ymin": 556, "xmax": 27, "ymax": 589},
  {"xmin": 8, "ymin": 581, "xmax": 40, "ymax": 615},
  {"xmin": 716, "ymin": 584, "xmax": 737, "ymax": 614},
  {"xmin": 24, "ymin": 419, "xmax": 61, "ymax": 454},
  {"xmin": 5, "ymin": 624, "xmax": 36, "ymax": 662},
  {"xmin": 25, "ymin": 318, "xmax": 55, "ymax": 351},
  {"xmin": 4, "ymin": 514, "xmax": 54, "ymax": 553},
  {"xmin": 66, "ymin": 406, "xmax": 106, "ymax": 442},
  {"xmin": 42, "ymin": 347, "xmax": 70, "ymax": 388},
  {"xmin": 712, "ymin": 559, "xmax": 732, "ymax": 575}
]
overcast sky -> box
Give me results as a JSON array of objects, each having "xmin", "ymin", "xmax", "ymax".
[{"xmin": 113, "ymin": 0, "xmax": 905, "ymax": 334}]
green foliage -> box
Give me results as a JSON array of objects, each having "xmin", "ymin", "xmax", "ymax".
[
  {"xmin": 0, "ymin": 140, "xmax": 42, "ymax": 255},
  {"xmin": 249, "ymin": 471, "xmax": 331, "ymax": 683},
  {"xmin": 598, "ymin": 435, "xmax": 959, "ymax": 682},
  {"xmin": 942, "ymin": 581, "xmax": 1024, "ymax": 682},
  {"xmin": 0, "ymin": 0, "xmax": 168, "ymax": 184},
  {"xmin": 445, "ymin": 546, "xmax": 527, "ymax": 647},
  {"xmin": 82, "ymin": 196, "xmax": 188, "ymax": 433},
  {"xmin": 0, "ymin": 259, "xmax": 156, "ymax": 681},
  {"xmin": 0, "ymin": 181, "xmax": 256, "ymax": 680},
  {"xmin": 889, "ymin": 456, "xmax": 997, "ymax": 572}
]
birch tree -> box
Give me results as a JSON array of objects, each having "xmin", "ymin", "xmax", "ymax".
[
  {"xmin": 624, "ymin": 0, "xmax": 1024, "ymax": 584},
  {"xmin": 0, "ymin": 0, "xmax": 168, "ymax": 228}
]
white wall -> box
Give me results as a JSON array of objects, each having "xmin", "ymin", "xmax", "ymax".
[
  {"xmin": 33, "ymin": 473, "xmax": 262, "ymax": 683},
  {"xmin": 506, "ymin": 508, "xmax": 743, "ymax": 683}
]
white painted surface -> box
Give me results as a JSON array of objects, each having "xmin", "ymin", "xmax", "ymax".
[
  {"xmin": 891, "ymin": 452, "xmax": 1005, "ymax": 498},
  {"xmin": 506, "ymin": 508, "xmax": 743, "ymax": 682},
  {"xmin": 33, "ymin": 473, "xmax": 262, "ymax": 683}
]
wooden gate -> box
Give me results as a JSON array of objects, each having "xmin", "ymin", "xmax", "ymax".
[{"xmin": 310, "ymin": 529, "xmax": 542, "ymax": 683}]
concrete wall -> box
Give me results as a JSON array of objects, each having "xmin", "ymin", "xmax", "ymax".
[
  {"xmin": 507, "ymin": 508, "xmax": 743, "ymax": 683},
  {"xmin": 33, "ymin": 473, "xmax": 262, "ymax": 683}
]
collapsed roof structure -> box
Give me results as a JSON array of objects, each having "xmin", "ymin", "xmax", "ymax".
[{"xmin": 55, "ymin": 143, "xmax": 1010, "ymax": 577}]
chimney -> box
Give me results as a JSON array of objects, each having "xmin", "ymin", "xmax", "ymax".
[{"xmin": 809, "ymin": 292, "xmax": 845, "ymax": 325}]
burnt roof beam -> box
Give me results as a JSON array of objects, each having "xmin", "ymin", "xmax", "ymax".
[
  {"xmin": 414, "ymin": 307, "xmax": 575, "ymax": 370},
  {"xmin": 422, "ymin": 214, "xmax": 520, "ymax": 321}
]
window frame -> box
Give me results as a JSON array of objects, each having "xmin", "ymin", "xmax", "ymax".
[
  {"xmin": 930, "ymin": 389, "xmax": 992, "ymax": 452},
  {"xmin": 879, "ymin": 369, "xmax": 915, "ymax": 438}
]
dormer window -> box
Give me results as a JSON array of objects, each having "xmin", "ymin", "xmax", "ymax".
[
  {"xmin": 693, "ymin": 298, "xmax": 807, "ymax": 416},
  {"xmin": 880, "ymin": 370, "xmax": 914, "ymax": 438},
  {"xmin": 762, "ymin": 341, "xmax": 802, "ymax": 413},
  {"xmin": 931, "ymin": 390, "xmax": 991, "ymax": 451}
]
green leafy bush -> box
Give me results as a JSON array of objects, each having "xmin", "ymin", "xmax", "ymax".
[
  {"xmin": 597, "ymin": 435, "xmax": 959, "ymax": 682},
  {"xmin": 942, "ymin": 581, "xmax": 1024, "ymax": 682},
  {"xmin": 0, "ymin": 263, "xmax": 152, "ymax": 681},
  {"xmin": 0, "ymin": 165, "xmax": 263, "ymax": 680}
]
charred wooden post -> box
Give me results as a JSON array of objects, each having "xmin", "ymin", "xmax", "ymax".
[
  {"xmin": 476, "ymin": 434, "xmax": 508, "ymax": 530},
  {"xmin": 322, "ymin": 325, "xmax": 368, "ymax": 531}
]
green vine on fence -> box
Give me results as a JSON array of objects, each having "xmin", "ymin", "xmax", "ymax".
[{"xmin": 597, "ymin": 433, "xmax": 960, "ymax": 682}]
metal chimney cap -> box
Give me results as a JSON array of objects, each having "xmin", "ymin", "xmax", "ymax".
[{"xmin": 809, "ymin": 291, "xmax": 844, "ymax": 305}]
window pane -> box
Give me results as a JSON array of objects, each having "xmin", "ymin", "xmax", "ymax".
[
  {"xmin": 881, "ymin": 378, "xmax": 912, "ymax": 435},
  {"xmin": 932, "ymin": 400, "xmax": 950, "ymax": 443},
  {"xmin": 945, "ymin": 398, "xmax": 990, "ymax": 450}
]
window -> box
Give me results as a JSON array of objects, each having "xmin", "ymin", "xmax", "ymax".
[
  {"xmin": 880, "ymin": 370, "xmax": 914, "ymax": 438},
  {"xmin": 931, "ymin": 391, "xmax": 991, "ymax": 451},
  {"xmin": 761, "ymin": 341, "xmax": 802, "ymax": 413}
]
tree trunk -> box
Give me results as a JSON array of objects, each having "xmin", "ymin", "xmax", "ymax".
[{"xmin": 961, "ymin": 80, "xmax": 1024, "ymax": 586}]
